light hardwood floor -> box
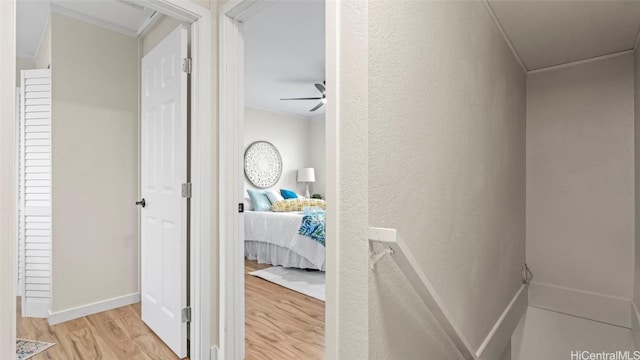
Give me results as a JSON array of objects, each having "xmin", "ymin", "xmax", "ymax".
[
  {"xmin": 244, "ymin": 259, "xmax": 325, "ymax": 360},
  {"xmin": 17, "ymin": 298, "xmax": 181, "ymax": 360},
  {"xmin": 16, "ymin": 261, "xmax": 324, "ymax": 360}
]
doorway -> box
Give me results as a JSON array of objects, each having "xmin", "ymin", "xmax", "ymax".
[{"xmin": 9, "ymin": 1, "xmax": 212, "ymax": 359}]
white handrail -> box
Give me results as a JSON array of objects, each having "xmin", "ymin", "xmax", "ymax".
[{"xmin": 368, "ymin": 227, "xmax": 478, "ymax": 360}]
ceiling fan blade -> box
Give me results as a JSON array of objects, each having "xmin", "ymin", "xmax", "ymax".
[
  {"xmin": 280, "ymin": 97, "xmax": 323, "ymax": 100},
  {"xmin": 310, "ymin": 102, "xmax": 324, "ymax": 112},
  {"xmin": 315, "ymin": 83, "xmax": 325, "ymax": 94}
]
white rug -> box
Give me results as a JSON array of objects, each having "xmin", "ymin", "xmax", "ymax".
[
  {"xmin": 249, "ymin": 266, "xmax": 325, "ymax": 301},
  {"xmin": 16, "ymin": 339, "xmax": 55, "ymax": 360}
]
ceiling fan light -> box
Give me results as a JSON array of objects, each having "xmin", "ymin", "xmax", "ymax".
[{"xmin": 321, "ymin": 98, "xmax": 327, "ymax": 104}]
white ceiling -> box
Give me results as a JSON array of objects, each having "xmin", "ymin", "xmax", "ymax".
[
  {"xmin": 17, "ymin": 0, "xmax": 156, "ymax": 58},
  {"xmin": 488, "ymin": 0, "xmax": 640, "ymax": 71},
  {"xmin": 244, "ymin": 1, "xmax": 325, "ymax": 118}
]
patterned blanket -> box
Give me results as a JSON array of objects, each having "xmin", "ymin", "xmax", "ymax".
[{"xmin": 298, "ymin": 210, "xmax": 326, "ymax": 246}]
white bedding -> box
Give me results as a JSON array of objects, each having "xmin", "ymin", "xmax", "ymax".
[{"xmin": 244, "ymin": 211, "xmax": 325, "ymax": 271}]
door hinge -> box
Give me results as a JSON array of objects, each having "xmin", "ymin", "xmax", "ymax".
[
  {"xmin": 182, "ymin": 58, "xmax": 192, "ymax": 74},
  {"xmin": 182, "ymin": 182, "xmax": 192, "ymax": 198},
  {"xmin": 182, "ymin": 306, "xmax": 192, "ymax": 323}
]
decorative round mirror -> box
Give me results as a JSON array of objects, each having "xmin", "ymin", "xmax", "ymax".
[{"xmin": 244, "ymin": 141, "xmax": 283, "ymax": 188}]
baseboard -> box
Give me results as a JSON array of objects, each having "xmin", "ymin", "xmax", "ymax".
[
  {"xmin": 48, "ymin": 293, "xmax": 140, "ymax": 325},
  {"xmin": 23, "ymin": 301, "xmax": 50, "ymax": 318},
  {"xmin": 631, "ymin": 302, "xmax": 640, "ymax": 349},
  {"xmin": 528, "ymin": 281, "xmax": 631, "ymax": 328},
  {"xmin": 476, "ymin": 284, "xmax": 528, "ymax": 360}
]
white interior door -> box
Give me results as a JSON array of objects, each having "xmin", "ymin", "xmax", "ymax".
[{"xmin": 140, "ymin": 25, "xmax": 188, "ymax": 358}]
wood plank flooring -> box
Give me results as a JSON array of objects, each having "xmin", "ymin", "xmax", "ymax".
[
  {"xmin": 16, "ymin": 260, "xmax": 324, "ymax": 360},
  {"xmin": 245, "ymin": 259, "xmax": 325, "ymax": 360},
  {"xmin": 17, "ymin": 298, "xmax": 181, "ymax": 360}
]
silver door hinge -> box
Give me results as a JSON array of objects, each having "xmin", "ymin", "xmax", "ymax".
[
  {"xmin": 182, "ymin": 58, "xmax": 192, "ymax": 74},
  {"xmin": 182, "ymin": 306, "xmax": 192, "ymax": 323},
  {"xmin": 181, "ymin": 182, "xmax": 192, "ymax": 198}
]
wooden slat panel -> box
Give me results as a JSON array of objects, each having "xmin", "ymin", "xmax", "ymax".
[
  {"xmin": 26, "ymin": 270, "xmax": 50, "ymax": 278},
  {"xmin": 26, "ymin": 290, "xmax": 50, "ymax": 298},
  {"xmin": 25, "ymin": 139, "xmax": 50, "ymax": 147},
  {"xmin": 24, "ymin": 98, "xmax": 50, "ymax": 106},
  {"xmin": 22, "ymin": 68, "xmax": 51, "ymax": 317},
  {"xmin": 25, "ymin": 111, "xmax": 50, "ymax": 119},
  {"xmin": 25, "ymin": 84, "xmax": 49, "ymax": 92},
  {"xmin": 24, "ymin": 77, "xmax": 50, "ymax": 85},
  {"xmin": 26, "ymin": 263, "xmax": 49, "ymax": 270},
  {"xmin": 25, "ymin": 152, "xmax": 50, "ymax": 160}
]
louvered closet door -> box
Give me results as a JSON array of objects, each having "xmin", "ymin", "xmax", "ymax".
[{"xmin": 20, "ymin": 69, "xmax": 51, "ymax": 318}]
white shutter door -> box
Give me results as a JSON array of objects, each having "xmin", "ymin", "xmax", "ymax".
[{"xmin": 20, "ymin": 69, "xmax": 51, "ymax": 318}]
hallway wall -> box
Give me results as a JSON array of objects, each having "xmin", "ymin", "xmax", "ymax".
[
  {"xmin": 527, "ymin": 54, "xmax": 635, "ymax": 324},
  {"xmin": 369, "ymin": 1, "xmax": 526, "ymax": 358},
  {"xmin": 50, "ymin": 13, "xmax": 139, "ymax": 313}
]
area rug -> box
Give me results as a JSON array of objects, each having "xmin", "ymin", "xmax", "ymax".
[
  {"xmin": 249, "ymin": 266, "xmax": 325, "ymax": 301},
  {"xmin": 16, "ymin": 339, "xmax": 55, "ymax": 360}
]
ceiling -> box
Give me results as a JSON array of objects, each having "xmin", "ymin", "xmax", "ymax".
[
  {"xmin": 17, "ymin": 0, "xmax": 156, "ymax": 58},
  {"xmin": 488, "ymin": 0, "xmax": 640, "ymax": 71},
  {"xmin": 244, "ymin": 1, "xmax": 325, "ymax": 118}
]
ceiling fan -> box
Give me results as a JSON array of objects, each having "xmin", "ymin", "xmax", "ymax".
[{"xmin": 280, "ymin": 82, "xmax": 326, "ymax": 112}]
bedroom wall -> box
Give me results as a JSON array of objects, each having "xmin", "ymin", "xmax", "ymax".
[
  {"xmin": 244, "ymin": 106, "xmax": 312, "ymax": 194},
  {"xmin": 50, "ymin": 13, "xmax": 139, "ymax": 312},
  {"xmin": 308, "ymin": 115, "xmax": 326, "ymax": 197},
  {"xmin": 527, "ymin": 54, "xmax": 635, "ymax": 318},
  {"xmin": 369, "ymin": 1, "xmax": 526, "ymax": 358}
]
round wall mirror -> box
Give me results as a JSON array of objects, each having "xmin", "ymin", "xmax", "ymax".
[{"xmin": 244, "ymin": 141, "xmax": 283, "ymax": 188}]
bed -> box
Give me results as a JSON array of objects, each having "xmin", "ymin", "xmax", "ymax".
[{"xmin": 244, "ymin": 210, "xmax": 326, "ymax": 271}]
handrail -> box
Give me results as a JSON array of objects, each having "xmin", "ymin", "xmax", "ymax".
[{"xmin": 368, "ymin": 227, "xmax": 479, "ymax": 360}]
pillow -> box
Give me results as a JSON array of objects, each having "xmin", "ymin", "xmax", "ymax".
[
  {"xmin": 247, "ymin": 190, "xmax": 271, "ymax": 211},
  {"xmin": 271, "ymin": 198, "xmax": 326, "ymax": 212},
  {"xmin": 280, "ymin": 189, "xmax": 298, "ymax": 199},
  {"xmin": 265, "ymin": 190, "xmax": 284, "ymax": 204}
]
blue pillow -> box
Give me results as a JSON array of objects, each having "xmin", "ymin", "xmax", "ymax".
[
  {"xmin": 247, "ymin": 190, "xmax": 271, "ymax": 211},
  {"xmin": 280, "ymin": 189, "xmax": 298, "ymax": 199}
]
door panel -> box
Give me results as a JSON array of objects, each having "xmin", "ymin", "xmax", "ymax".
[{"xmin": 140, "ymin": 25, "xmax": 188, "ymax": 358}]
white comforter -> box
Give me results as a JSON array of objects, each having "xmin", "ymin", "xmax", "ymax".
[{"xmin": 244, "ymin": 211, "xmax": 325, "ymax": 270}]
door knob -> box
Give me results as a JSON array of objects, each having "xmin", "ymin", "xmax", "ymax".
[{"xmin": 136, "ymin": 198, "xmax": 146, "ymax": 208}]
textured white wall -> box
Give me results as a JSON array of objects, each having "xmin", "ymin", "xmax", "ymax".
[
  {"xmin": 527, "ymin": 54, "xmax": 635, "ymax": 300},
  {"xmin": 369, "ymin": 1, "xmax": 526, "ymax": 358},
  {"xmin": 244, "ymin": 106, "xmax": 312, "ymax": 194},
  {"xmin": 15, "ymin": 56, "xmax": 35, "ymax": 83},
  {"xmin": 50, "ymin": 13, "xmax": 139, "ymax": 312},
  {"xmin": 0, "ymin": 0, "xmax": 17, "ymax": 357}
]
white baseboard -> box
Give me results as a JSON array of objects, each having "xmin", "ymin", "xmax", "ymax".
[
  {"xmin": 23, "ymin": 301, "xmax": 49, "ymax": 318},
  {"xmin": 529, "ymin": 281, "xmax": 631, "ymax": 328},
  {"xmin": 48, "ymin": 293, "xmax": 140, "ymax": 325},
  {"xmin": 476, "ymin": 284, "xmax": 528, "ymax": 360},
  {"xmin": 631, "ymin": 302, "xmax": 640, "ymax": 349}
]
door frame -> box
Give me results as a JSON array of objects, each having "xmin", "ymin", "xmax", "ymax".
[
  {"xmin": 1, "ymin": 1, "xmax": 213, "ymax": 359},
  {"xmin": 139, "ymin": 1, "xmax": 212, "ymax": 359},
  {"xmin": 218, "ymin": 1, "xmax": 338, "ymax": 358}
]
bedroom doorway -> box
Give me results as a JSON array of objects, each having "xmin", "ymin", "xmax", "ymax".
[{"xmin": 220, "ymin": 1, "xmax": 328, "ymax": 359}]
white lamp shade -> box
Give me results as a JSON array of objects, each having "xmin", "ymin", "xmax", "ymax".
[{"xmin": 297, "ymin": 168, "xmax": 316, "ymax": 182}]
